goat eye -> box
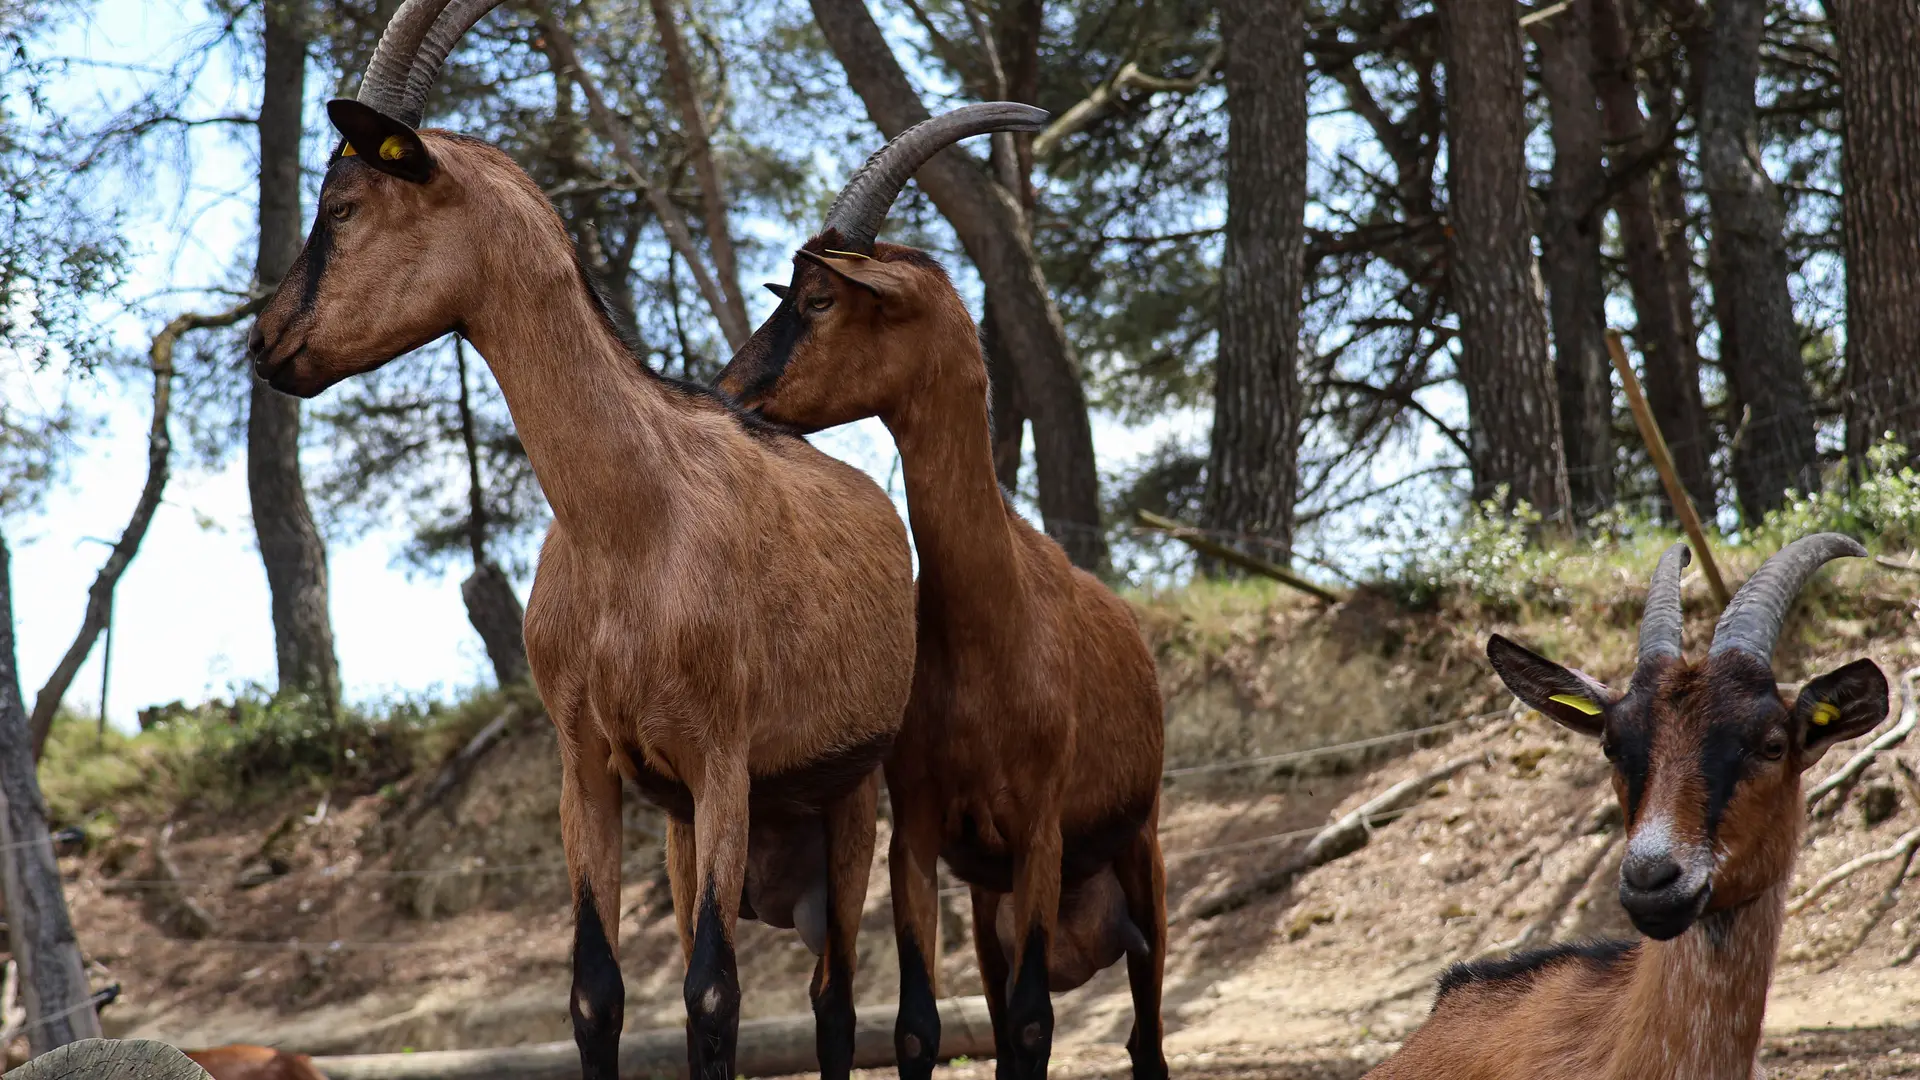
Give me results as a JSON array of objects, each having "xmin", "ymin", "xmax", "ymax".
[
  {"xmin": 328, "ymin": 203, "xmax": 354, "ymax": 222},
  {"xmin": 808, "ymin": 295, "xmax": 833, "ymax": 312},
  {"xmin": 1761, "ymin": 735, "xmax": 1787, "ymax": 761}
]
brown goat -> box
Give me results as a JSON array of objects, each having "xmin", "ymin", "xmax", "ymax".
[
  {"xmin": 716, "ymin": 112, "xmax": 1168, "ymax": 1080},
  {"xmin": 182, "ymin": 1045, "xmax": 325, "ymax": 1080},
  {"xmin": 242, "ymin": 4, "xmax": 928, "ymax": 1079},
  {"xmin": 1364, "ymin": 535, "xmax": 1887, "ymax": 1080}
]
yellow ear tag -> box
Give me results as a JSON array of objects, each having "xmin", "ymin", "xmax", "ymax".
[
  {"xmin": 1811, "ymin": 701, "xmax": 1839, "ymax": 726},
  {"xmin": 379, "ymin": 135, "xmax": 409, "ymax": 161},
  {"xmin": 822, "ymin": 249, "xmax": 872, "ymax": 260},
  {"xmin": 338, "ymin": 142, "xmax": 358, "ymax": 157},
  {"xmin": 1549, "ymin": 693, "xmax": 1603, "ymax": 716}
]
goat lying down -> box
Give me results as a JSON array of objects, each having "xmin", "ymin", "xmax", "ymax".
[
  {"xmin": 1368, "ymin": 535, "xmax": 1885, "ymax": 1080},
  {"xmin": 718, "ymin": 108, "xmax": 1170, "ymax": 1080},
  {"xmin": 241, "ymin": 4, "xmax": 943, "ymax": 1079}
]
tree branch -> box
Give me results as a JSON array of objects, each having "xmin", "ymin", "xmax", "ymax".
[
  {"xmin": 1032, "ymin": 42, "xmax": 1224, "ymax": 161},
  {"xmin": 646, "ymin": 0, "xmax": 748, "ymax": 330},
  {"xmin": 28, "ymin": 295, "xmax": 267, "ymax": 758}
]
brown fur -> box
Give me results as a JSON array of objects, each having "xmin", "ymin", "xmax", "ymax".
[
  {"xmin": 183, "ymin": 1045, "xmax": 326, "ymax": 1080},
  {"xmin": 249, "ymin": 130, "xmax": 915, "ymax": 1079},
  {"xmin": 717, "ymin": 240, "xmax": 1168, "ymax": 1079},
  {"xmin": 1367, "ymin": 640, "xmax": 1886, "ymax": 1080}
]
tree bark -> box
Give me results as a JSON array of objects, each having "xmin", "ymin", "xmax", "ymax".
[
  {"xmin": 1531, "ymin": 1, "xmax": 1614, "ymax": 518},
  {"xmin": 1832, "ymin": 0, "xmax": 1920, "ymax": 464},
  {"xmin": 0, "ymin": 533, "xmax": 103, "ymax": 1053},
  {"xmin": 808, "ymin": 0, "xmax": 1108, "ymax": 571},
  {"xmin": 1438, "ymin": 2, "xmax": 1572, "ymax": 519},
  {"xmin": 981, "ymin": 301, "xmax": 1027, "ymax": 492},
  {"xmin": 1591, "ymin": 0, "xmax": 1716, "ymax": 516},
  {"xmin": 646, "ymin": 0, "xmax": 750, "ymax": 346},
  {"xmin": 28, "ymin": 299, "xmax": 267, "ymax": 758},
  {"xmin": 1202, "ymin": 0, "xmax": 1305, "ymax": 563},
  {"xmin": 250, "ymin": 0, "xmax": 341, "ymax": 712},
  {"xmin": 456, "ymin": 340, "xmax": 529, "ymax": 687},
  {"xmin": 1694, "ymin": 0, "xmax": 1816, "ymax": 520}
]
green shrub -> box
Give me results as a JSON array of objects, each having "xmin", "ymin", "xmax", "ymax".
[{"xmin": 1758, "ymin": 437, "xmax": 1920, "ymax": 551}]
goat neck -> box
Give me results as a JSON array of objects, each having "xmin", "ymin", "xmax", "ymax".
[
  {"xmin": 459, "ymin": 200, "xmax": 729, "ymax": 549},
  {"xmin": 1609, "ymin": 879, "xmax": 1788, "ymax": 1079},
  {"xmin": 879, "ymin": 310, "xmax": 1020, "ymax": 612}
]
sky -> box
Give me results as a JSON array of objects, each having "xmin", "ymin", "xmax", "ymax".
[{"xmin": 4, "ymin": 0, "xmax": 1200, "ymax": 730}]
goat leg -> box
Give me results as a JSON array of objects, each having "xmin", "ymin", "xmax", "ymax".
[
  {"xmin": 812, "ymin": 771, "xmax": 879, "ymax": 1080},
  {"xmin": 685, "ymin": 752, "xmax": 750, "ymax": 1080},
  {"xmin": 1115, "ymin": 805, "xmax": 1169, "ymax": 1080},
  {"xmin": 1002, "ymin": 817, "xmax": 1064, "ymax": 1080},
  {"xmin": 890, "ymin": 791, "xmax": 948, "ymax": 1080},
  {"xmin": 562, "ymin": 727, "xmax": 627, "ymax": 1080},
  {"xmin": 969, "ymin": 886, "xmax": 1015, "ymax": 1072}
]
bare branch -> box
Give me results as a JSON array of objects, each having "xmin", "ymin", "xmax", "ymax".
[{"xmin": 1032, "ymin": 42, "xmax": 1224, "ymax": 161}]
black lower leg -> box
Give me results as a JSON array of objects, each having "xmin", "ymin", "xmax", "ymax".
[
  {"xmin": 571, "ymin": 887, "xmax": 625, "ymax": 1080},
  {"xmin": 894, "ymin": 934, "xmax": 942, "ymax": 1080},
  {"xmin": 812, "ymin": 940, "xmax": 857, "ymax": 1080},
  {"xmin": 684, "ymin": 883, "xmax": 741, "ymax": 1080},
  {"xmin": 1004, "ymin": 927, "xmax": 1053, "ymax": 1080}
]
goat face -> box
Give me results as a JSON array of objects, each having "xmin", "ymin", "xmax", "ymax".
[
  {"xmin": 1484, "ymin": 538, "xmax": 1887, "ymax": 941},
  {"xmin": 716, "ymin": 239, "xmax": 959, "ymax": 432},
  {"xmin": 249, "ymin": 100, "xmax": 474, "ymax": 398},
  {"xmin": 1488, "ymin": 639, "xmax": 1885, "ymax": 940}
]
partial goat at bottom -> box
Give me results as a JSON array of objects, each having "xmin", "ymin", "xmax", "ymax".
[{"xmin": 1367, "ymin": 534, "xmax": 1886, "ymax": 1080}]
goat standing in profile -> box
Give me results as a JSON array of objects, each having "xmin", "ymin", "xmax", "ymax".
[
  {"xmin": 717, "ymin": 112, "xmax": 1168, "ymax": 1080},
  {"xmin": 1365, "ymin": 534, "xmax": 1886, "ymax": 1080},
  {"xmin": 242, "ymin": 4, "xmax": 956, "ymax": 1078}
]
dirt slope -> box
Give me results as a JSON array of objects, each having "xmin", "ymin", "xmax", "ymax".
[{"xmin": 38, "ymin": 568, "xmax": 1920, "ymax": 1074}]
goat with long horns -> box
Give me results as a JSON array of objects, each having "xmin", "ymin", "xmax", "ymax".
[
  {"xmin": 1367, "ymin": 534, "xmax": 1888, "ymax": 1080},
  {"xmin": 238, "ymin": 6, "xmax": 1042, "ymax": 1080},
  {"xmin": 718, "ymin": 108, "xmax": 1170, "ymax": 1080}
]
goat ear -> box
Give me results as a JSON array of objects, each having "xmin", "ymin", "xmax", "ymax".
[
  {"xmin": 1486, "ymin": 634, "xmax": 1615, "ymax": 737},
  {"xmin": 1790, "ymin": 658, "xmax": 1889, "ymax": 769},
  {"xmin": 797, "ymin": 249, "xmax": 912, "ymax": 302},
  {"xmin": 326, "ymin": 99, "xmax": 436, "ymax": 184}
]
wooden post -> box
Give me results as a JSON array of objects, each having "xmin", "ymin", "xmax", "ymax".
[
  {"xmin": 1134, "ymin": 511, "xmax": 1342, "ymax": 604},
  {"xmin": 1605, "ymin": 331, "xmax": 1731, "ymax": 606},
  {"xmin": 0, "ymin": 536, "xmax": 103, "ymax": 1053}
]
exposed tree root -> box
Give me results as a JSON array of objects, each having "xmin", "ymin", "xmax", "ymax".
[
  {"xmin": 1194, "ymin": 752, "xmax": 1485, "ymax": 919},
  {"xmin": 402, "ymin": 705, "xmax": 528, "ymax": 827}
]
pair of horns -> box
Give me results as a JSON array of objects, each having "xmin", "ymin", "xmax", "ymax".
[
  {"xmin": 1635, "ymin": 533, "xmax": 1865, "ymax": 673},
  {"xmin": 356, "ymin": 0, "xmax": 1045, "ymax": 246},
  {"xmin": 356, "ymin": 0, "xmax": 506, "ymax": 129}
]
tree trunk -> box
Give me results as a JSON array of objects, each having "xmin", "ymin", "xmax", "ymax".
[
  {"xmin": 250, "ymin": 0, "xmax": 340, "ymax": 712},
  {"xmin": 1591, "ymin": 0, "xmax": 1716, "ymax": 516},
  {"xmin": 456, "ymin": 340, "xmax": 529, "ymax": 687},
  {"xmin": 1694, "ymin": 0, "xmax": 1816, "ymax": 520},
  {"xmin": 981, "ymin": 300, "xmax": 1027, "ymax": 492},
  {"xmin": 1531, "ymin": 1, "xmax": 1614, "ymax": 519},
  {"xmin": 646, "ymin": 0, "xmax": 750, "ymax": 348},
  {"xmin": 0, "ymin": 533, "xmax": 103, "ymax": 1053},
  {"xmin": 808, "ymin": 0, "xmax": 1108, "ymax": 571},
  {"xmin": 1832, "ymin": 0, "xmax": 1920, "ymax": 464},
  {"xmin": 1202, "ymin": 0, "xmax": 1305, "ymax": 563},
  {"xmin": 1438, "ymin": 2, "xmax": 1572, "ymax": 520}
]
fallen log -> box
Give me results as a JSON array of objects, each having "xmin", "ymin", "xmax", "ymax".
[
  {"xmin": 13, "ymin": 1038, "xmax": 209, "ymax": 1079},
  {"xmin": 1194, "ymin": 752, "xmax": 1485, "ymax": 920},
  {"xmin": 311, "ymin": 996, "xmax": 996, "ymax": 1080}
]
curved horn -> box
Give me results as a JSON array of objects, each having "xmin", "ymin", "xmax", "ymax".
[
  {"xmin": 1708, "ymin": 533, "xmax": 1867, "ymax": 664},
  {"xmin": 398, "ymin": 0, "xmax": 510, "ymax": 128},
  {"xmin": 822, "ymin": 103, "xmax": 1050, "ymax": 252},
  {"xmin": 1637, "ymin": 541, "xmax": 1692, "ymax": 669},
  {"xmin": 356, "ymin": 0, "xmax": 458, "ymax": 125}
]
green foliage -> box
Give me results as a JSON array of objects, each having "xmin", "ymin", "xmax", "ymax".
[
  {"xmin": 1372, "ymin": 488, "xmax": 1566, "ymax": 611},
  {"xmin": 1757, "ymin": 438, "xmax": 1920, "ymax": 552},
  {"xmin": 37, "ymin": 685, "xmax": 534, "ymax": 824}
]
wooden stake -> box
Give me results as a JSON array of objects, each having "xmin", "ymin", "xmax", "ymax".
[
  {"xmin": 1135, "ymin": 510, "xmax": 1342, "ymax": 604},
  {"xmin": 1605, "ymin": 330, "xmax": 1731, "ymax": 606}
]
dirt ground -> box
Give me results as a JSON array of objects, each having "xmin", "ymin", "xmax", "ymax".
[{"xmin": 53, "ymin": 698, "xmax": 1919, "ymax": 1075}]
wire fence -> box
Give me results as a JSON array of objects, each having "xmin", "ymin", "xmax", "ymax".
[{"xmin": 51, "ymin": 704, "xmax": 1518, "ymax": 954}]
